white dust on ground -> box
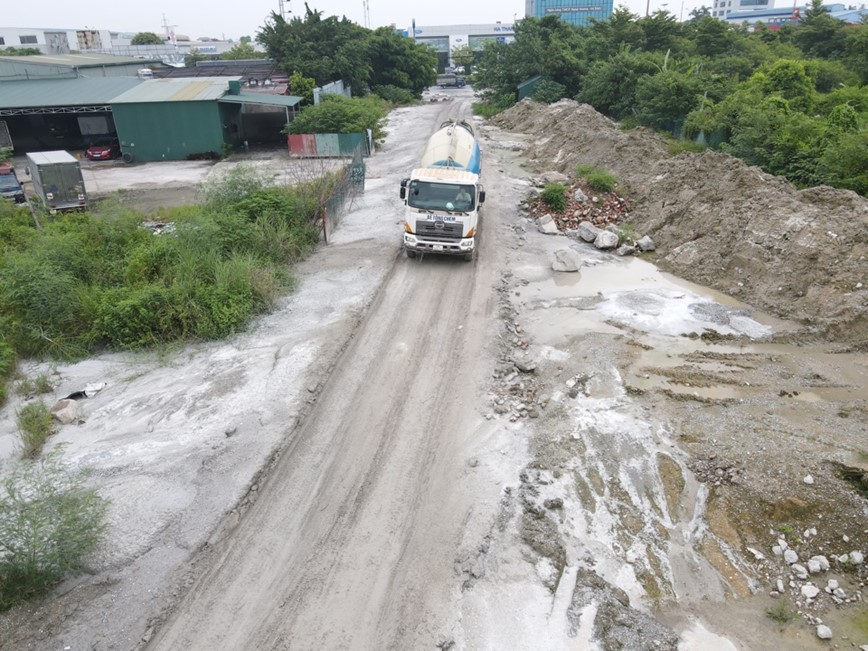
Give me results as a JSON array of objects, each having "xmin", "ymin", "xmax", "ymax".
[{"xmin": 0, "ymin": 106, "xmax": 428, "ymax": 649}]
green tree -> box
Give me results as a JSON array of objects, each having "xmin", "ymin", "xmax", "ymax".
[
  {"xmin": 0, "ymin": 47, "xmax": 41, "ymax": 56},
  {"xmin": 257, "ymin": 4, "xmax": 371, "ymax": 92},
  {"xmin": 474, "ymin": 16, "xmax": 587, "ymax": 102},
  {"xmin": 688, "ymin": 16, "xmax": 736, "ymax": 57},
  {"xmin": 450, "ymin": 44, "xmax": 474, "ymax": 71},
  {"xmin": 689, "ymin": 6, "xmax": 711, "ymax": 20},
  {"xmin": 760, "ymin": 59, "xmax": 816, "ymax": 112},
  {"xmin": 635, "ymin": 67, "xmax": 703, "ymax": 130},
  {"xmin": 184, "ymin": 48, "xmax": 209, "ymax": 68},
  {"xmin": 130, "ymin": 32, "xmax": 164, "ymax": 45},
  {"xmin": 638, "ymin": 11, "xmax": 685, "ymax": 53},
  {"xmin": 289, "ymin": 71, "xmax": 316, "ymax": 104},
  {"xmin": 794, "ymin": 0, "xmax": 847, "ymax": 59},
  {"xmin": 366, "ymin": 26, "xmax": 436, "ymax": 96},
  {"xmin": 220, "ymin": 42, "xmax": 266, "ymax": 60},
  {"xmin": 843, "ymin": 25, "xmax": 868, "ymax": 84},
  {"xmin": 240, "ymin": 35, "xmax": 252, "ymax": 45},
  {"xmin": 577, "ymin": 49, "xmax": 660, "ymax": 119}
]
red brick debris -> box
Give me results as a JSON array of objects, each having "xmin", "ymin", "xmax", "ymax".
[{"xmin": 527, "ymin": 180, "xmax": 632, "ymax": 233}]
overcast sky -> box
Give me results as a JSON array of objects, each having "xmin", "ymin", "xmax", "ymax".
[{"xmin": 5, "ymin": 0, "xmax": 696, "ymax": 41}]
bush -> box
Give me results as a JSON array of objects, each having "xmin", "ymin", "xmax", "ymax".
[
  {"xmin": 372, "ymin": 84, "xmax": 416, "ymax": 105},
  {"xmin": 540, "ymin": 184, "xmax": 568, "ymax": 212},
  {"xmin": 532, "ymin": 80, "xmax": 568, "ymax": 104},
  {"xmin": 284, "ymin": 95, "xmax": 388, "ymax": 141},
  {"xmin": 0, "ymin": 450, "xmax": 108, "ymax": 610},
  {"xmin": 472, "ymin": 94, "xmax": 515, "ymax": 119},
  {"xmin": 16, "ymin": 401, "xmax": 54, "ymax": 458},
  {"xmin": 198, "ymin": 164, "xmax": 273, "ymax": 207},
  {"xmin": 576, "ymin": 165, "xmax": 618, "ymax": 193}
]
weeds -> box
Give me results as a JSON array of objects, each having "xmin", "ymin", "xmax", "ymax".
[
  {"xmin": 540, "ymin": 184, "xmax": 568, "ymax": 212},
  {"xmin": 576, "ymin": 164, "xmax": 618, "ymax": 193},
  {"xmin": 765, "ymin": 597, "xmax": 799, "ymax": 624},
  {"xmin": 16, "ymin": 373, "xmax": 53, "ymax": 397},
  {"xmin": 666, "ymin": 139, "xmax": 707, "ymax": 156},
  {"xmin": 0, "ymin": 449, "xmax": 108, "ymax": 611},
  {"xmin": 16, "ymin": 401, "xmax": 55, "ymax": 458}
]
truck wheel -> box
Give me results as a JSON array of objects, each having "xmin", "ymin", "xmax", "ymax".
[
  {"xmin": 406, "ymin": 249, "xmax": 417, "ymax": 258},
  {"xmin": 122, "ymin": 152, "xmax": 134, "ymax": 163},
  {"xmin": 463, "ymin": 251, "xmax": 474, "ymax": 262}
]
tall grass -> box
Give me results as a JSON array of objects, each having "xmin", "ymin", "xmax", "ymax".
[{"xmin": 0, "ymin": 163, "xmax": 331, "ymax": 389}]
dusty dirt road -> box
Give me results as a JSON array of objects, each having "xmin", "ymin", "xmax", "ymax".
[
  {"xmin": 1, "ymin": 89, "xmax": 866, "ymax": 651},
  {"xmin": 145, "ymin": 98, "xmax": 510, "ymax": 649}
]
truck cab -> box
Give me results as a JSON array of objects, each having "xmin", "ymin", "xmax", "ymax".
[
  {"xmin": 0, "ymin": 164, "xmax": 26, "ymax": 204},
  {"xmin": 400, "ymin": 121, "xmax": 485, "ymax": 262}
]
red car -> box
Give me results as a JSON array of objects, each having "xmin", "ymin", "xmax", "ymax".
[{"xmin": 86, "ymin": 138, "xmax": 121, "ymax": 161}]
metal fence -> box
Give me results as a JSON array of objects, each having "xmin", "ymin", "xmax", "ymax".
[{"xmin": 316, "ymin": 144, "xmax": 366, "ymax": 244}]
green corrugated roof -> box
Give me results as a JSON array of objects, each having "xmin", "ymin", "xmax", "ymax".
[
  {"xmin": 218, "ymin": 93, "xmax": 303, "ymax": 108},
  {"xmin": 0, "ymin": 53, "xmax": 161, "ymax": 68},
  {"xmin": 112, "ymin": 77, "xmax": 240, "ymax": 103},
  {"xmin": 0, "ymin": 77, "xmax": 144, "ymax": 109}
]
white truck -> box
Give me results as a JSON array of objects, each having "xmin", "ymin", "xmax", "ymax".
[
  {"xmin": 400, "ymin": 121, "xmax": 485, "ymax": 261},
  {"xmin": 25, "ymin": 150, "xmax": 87, "ymax": 211}
]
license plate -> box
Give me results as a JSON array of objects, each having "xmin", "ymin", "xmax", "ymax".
[{"xmin": 434, "ymin": 244, "xmax": 444, "ymax": 252}]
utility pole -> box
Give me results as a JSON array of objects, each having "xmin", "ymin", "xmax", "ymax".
[
  {"xmin": 278, "ymin": 0, "xmax": 291, "ymax": 20},
  {"xmin": 362, "ymin": 0, "xmax": 372, "ymax": 28}
]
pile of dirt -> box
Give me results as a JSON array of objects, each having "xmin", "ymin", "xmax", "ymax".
[{"xmin": 491, "ymin": 99, "xmax": 868, "ymax": 343}]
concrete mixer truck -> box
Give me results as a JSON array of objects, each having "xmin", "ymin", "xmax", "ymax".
[{"xmin": 399, "ymin": 120, "xmax": 485, "ymax": 261}]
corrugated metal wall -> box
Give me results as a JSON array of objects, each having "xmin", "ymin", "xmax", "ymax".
[
  {"xmin": 288, "ymin": 132, "xmax": 369, "ymax": 158},
  {"xmin": 112, "ymin": 101, "xmax": 225, "ymax": 161}
]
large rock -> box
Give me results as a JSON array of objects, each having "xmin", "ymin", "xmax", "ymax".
[
  {"xmin": 577, "ymin": 221, "xmax": 600, "ymax": 242},
  {"xmin": 637, "ymin": 235, "xmax": 656, "ymax": 252},
  {"xmin": 541, "ymin": 170, "xmax": 569, "ymax": 184},
  {"xmin": 537, "ymin": 214, "xmax": 560, "ymax": 235},
  {"xmin": 552, "ymin": 248, "xmax": 582, "ymax": 272},
  {"xmin": 51, "ymin": 399, "xmax": 84, "ymax": 424},
  {"xmin": 594, "ymin": 231, "xmax": 619, "ymax": 250}
]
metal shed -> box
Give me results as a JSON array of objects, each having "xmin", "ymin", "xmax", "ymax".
[
  {"xmin": 110, "ymin": 78, "xmax": 239, "ymax": 162},
  {"xmin": 0, "ymin": 53, "xmax": 162, "ymax": 81},
  {"xmin": 0, "ymin": 77, "xmax": 142, "ymax": 152},
  {"xmin": 111, "ymin": 78, "xmax": 303, "ymax": 161}
]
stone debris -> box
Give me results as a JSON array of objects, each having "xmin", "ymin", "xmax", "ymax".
[
  {"xmin": 816, "ymin": 624, "xmax": 833, "ymax": 640},
  {"xmin": 537, "ymin": 213, "xmax": 560, "ymax": 235},
  {"xmin": 594, "ymin": 231, "xmax": 619, "ymax": 250},
  {"xmin": 636, "ymin": 235, "xmax": 655, "ymax": 252},
  {"xmin": 50, "ymin": 398, "xmax": 84, "ymax": 424},
  {"xmin": 552, "ymin": 248, "xmax": 582, "ymax": 272},
  {"xmin": 784, "ymin": 549, "xmax": 799, "ymax": 564}
]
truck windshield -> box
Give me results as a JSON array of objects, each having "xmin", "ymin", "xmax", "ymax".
[
  {"xmin": 407, "ymin": 180, "xmax": 475, "ymax": 212},
  {"xmin": 0, "ymin": 174, "xmax": 20, "ymax": 191}
]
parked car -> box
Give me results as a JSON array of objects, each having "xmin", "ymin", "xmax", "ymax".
[{"xmin": 86, "ymin": 138, "xmax": 121, "ymax": 161}]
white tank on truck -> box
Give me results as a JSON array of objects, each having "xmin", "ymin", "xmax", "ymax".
[
  {"xmin": 25, "ymin": 150, "xmax": 87, "ymax": 211},
  {"xmin": 399, "ymin": 120, "xmax": 485, "ymax": 261}
]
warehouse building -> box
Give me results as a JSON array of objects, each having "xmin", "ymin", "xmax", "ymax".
[{"xmin": 0, "ymin": 75, "xmax": 302, "ymax": 160}]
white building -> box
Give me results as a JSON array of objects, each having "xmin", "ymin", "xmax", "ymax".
[
  {"xmin": 711, "ymin": 0, "xmax": 772, "ymax": 19},
  {"xmin": 0, "ymin": 26, "xmax": 242, "ymax": 67},
  {"xmin": 404, "ymin": 23, "xmax": 516, "ymax": 71}
]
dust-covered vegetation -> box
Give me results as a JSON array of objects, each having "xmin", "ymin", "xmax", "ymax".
[
  {"xmin": 0, "ymin": 450, "xmax": 107, "ymax": 611},
  {"xmin": 0, "ymin": 164, "xmax": 340, "ymax": 397},
  {"xmin": 15, "ymin": 402, "xmax": 54, "ymax": 459},
  {"xmin": 472, "ymin": 4, "xmax": 868, "ymax": 195}
]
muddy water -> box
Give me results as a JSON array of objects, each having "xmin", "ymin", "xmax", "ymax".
[{"xmin": 511, "ymin": 253, "xmax": 868, "ymax": 648}]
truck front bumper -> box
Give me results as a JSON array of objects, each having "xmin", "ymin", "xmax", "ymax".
[{"xmin": 404, "ymin": 234, "xmax": 474, "ymax": 256}]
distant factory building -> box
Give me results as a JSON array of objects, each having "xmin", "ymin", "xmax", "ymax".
[{"xmin": 402, "ymin": 23, "xmax": 516, "ymax": 72}]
